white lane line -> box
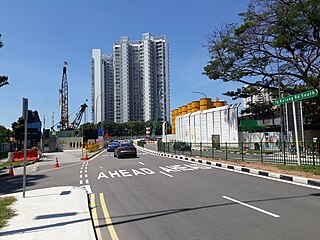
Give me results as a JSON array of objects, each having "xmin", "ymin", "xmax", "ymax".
[
  {"xmin": 139, "ymin": 162, "xmax": 145, "ymax": 165},
  {"xmin": 84, "ymin": 184, "xmax": 92, "ymax": 194},
  {"xmin": 80, "ymin": 175, "xmax": 83, "ymax": 178},
  {"xmin": 85, "ymin": 179, "xmax": 89, "ymax": 184},
  {"xmin": 85, "ymin": 170, "xmax": 88, "ymax": 173},
  {"xmin": 159, "ymin": 171, "xmax": 173, "ymax": 178},
  {"xmin": 80, "ymin": 180, "xmax": 83, "ymax": 185},
  {"xmin": 80, "ymin": 171, "xmax": 83, "ymax": 174},
  {"xmin": 222, "ymin": 196, "xmax": 280, "ymax": 218},
  {"xmin": 99, "ymin": 166, "xmax": 103, "ymax": 169},
  {"xmin": 85, "ymin": 167, "xmax": 88, "ymax": 170},
  {"xmin": 85, "ymin": 174, "xmax": 88, "ymax": 178},
  {"xmin": 80, "ymin": 167, "xmax": 83, "ymax": 170}
]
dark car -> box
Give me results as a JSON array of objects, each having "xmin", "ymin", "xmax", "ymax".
[
  {"xmin": 114, "ymin": 143, "xmax": 137, "ymax": 158},
  {"xmin": 173, "ymin": 142, "xmax": 191, "ymax": 151},
  {"xmin": 107, "ymin": 142, "xmax": 119, "ymax": 152}
]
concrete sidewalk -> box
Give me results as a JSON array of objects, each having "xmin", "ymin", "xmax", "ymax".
[{"xmin": 0, "ymin": 186, "xmax": 96, "ymax": 240}]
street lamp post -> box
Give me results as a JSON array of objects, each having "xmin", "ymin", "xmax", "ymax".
[{"xmin": 192, "ymin": 91, "xmax": 208, "ymax": 99}]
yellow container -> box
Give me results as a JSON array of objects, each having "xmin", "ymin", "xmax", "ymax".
[
  {"xmin": 192, "ymin": 101, "xmax": 200, "ymax": 112},
  {"xmin": 213, "ymin": 101, "xmax": 226, "ymax": 108},
  {"xmin": 187, "ymin": 103, "xmax": 192, "ymax": 113},
  {"xmin": 200, "ymin": 98, "xmax": 212, "ymax": 110},
  {"xmin": 182, "ymin": 105, "xmax": 187, "ymax": 115}
]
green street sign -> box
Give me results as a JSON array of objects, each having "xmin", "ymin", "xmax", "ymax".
[{"xmin": 274, "ymin": 89, "xmax": 318, "ymax": 106}]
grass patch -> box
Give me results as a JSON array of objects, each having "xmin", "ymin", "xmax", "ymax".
[
  {"xmin": 279, "ymin": 165, "xmax": 320, "ymax": 175},
  {"xmin": 0, "ymin": 161, "xmax": 34, "ymax": 168},
  {"xmin": 0, "ymin": 196, "xmax": 17, "ymax": 229}
]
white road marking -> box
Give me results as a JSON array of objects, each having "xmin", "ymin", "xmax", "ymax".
[
  {"xmin": 159, "ymin": 171, "xmax": 173, "ymax": 178},
  {"xmin": 99, "ymin": 166, "xmax": 103, "ymax": 169},
  {"xmin": 136, "ymin": 147, "xmax": 320, "ymax": 190},
  {"xmin": 80, "ymin": 171, "xmax": 82, "ymax": 174},
  {"xmin": 85, "ymin": 174, "xmax": 88, "ymax": 178},
  {"xmin": 80, "ymin": 175, "xmax": 83, "ymax": 178},
  {"xmin": 139, "ymin": 162, "xmax": 145, "ymax": 165},
  {"xmin": 85, "ymin": 179, "xmax": 89, "ymax": 184},
  {"xmin": 222, "ymin": 196, "xmax": 280, "ymax": 218},
  {"xmin": 80, "ymin": 167, "xmax": 83, "ymax": 170},
  {"xmin": 80, "ymin": 180, "xmax": 83, "ymax": 185},
  {"xmin": 85, "ymin": 170, "xmax": 88, "ymax": 173},
  {"xmin": 84, "ymin": 184, "xmax": 92, "ymax": 193}
]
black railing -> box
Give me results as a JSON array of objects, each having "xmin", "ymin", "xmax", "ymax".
[{"xmin": 157, "ymin": 141, "xmax": 320, "ymax": 166}]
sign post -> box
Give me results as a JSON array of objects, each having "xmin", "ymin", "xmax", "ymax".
[
  {"xmin": 273, "ymin": 89, "xmax": 318, "ymax": 165},
  {"xmin": 22, "ymin": 98, "xmax": 28, "ymax": 198}
]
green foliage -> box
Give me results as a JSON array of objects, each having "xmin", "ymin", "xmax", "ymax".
[
  {"xmin": 0, "ymin": 125, "xmax": 12, "ymax": 143},
  {"xmin": 0, "ymin": 196, "xmax": 17, "ymax": 229},
  {"xmin": 204, "ymin": 0, "xmax": 320, "ymax": 128},
  {"xmin": 241, "ymin": 102, "xmax": 276, "ymax": 123},
  {"xmin": 99, "ymin": 120, "xmax": 163, "ymax": 137}
]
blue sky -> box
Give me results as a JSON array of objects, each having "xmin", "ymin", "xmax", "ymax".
[{"xmin": 0, "ymin": 0, "xmax": 250, "ymax": 128}]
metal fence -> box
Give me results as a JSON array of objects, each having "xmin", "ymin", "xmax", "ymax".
[{"xmin": 157, "ymin": 141, "xmax": 320, "ymax": 166}]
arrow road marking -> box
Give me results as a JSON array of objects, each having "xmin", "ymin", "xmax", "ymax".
[{"xmin": 222, "ymin": 196, "xmax": 280, "ymax": 218}]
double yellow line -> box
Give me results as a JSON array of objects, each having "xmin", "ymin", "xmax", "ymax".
[{"xmin": 90, "ymin": 193, "xmax": 119, "ymax": 240}]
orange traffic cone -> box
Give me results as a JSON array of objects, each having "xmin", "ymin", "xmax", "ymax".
[
  {"xmin": 9, "ymin": 164, "xmax": 14, "ymax": 176},
  {"xmin": 54, "ymin": 158, "xmax": 60, "ymax": 168}
]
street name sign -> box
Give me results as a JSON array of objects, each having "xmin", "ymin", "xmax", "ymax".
[{"xmin": 273, "ymin": 89, "xmax": 318, "ymax": 106}]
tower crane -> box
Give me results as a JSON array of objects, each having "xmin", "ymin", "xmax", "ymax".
[{"xmin": 59, "ymin": 62, "xmax": 69, "ymax": 130}]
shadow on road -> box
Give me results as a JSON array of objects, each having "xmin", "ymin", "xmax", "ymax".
[{"xmin": 0, "ymin": 174, "xmax": 47, "ymax": 195}]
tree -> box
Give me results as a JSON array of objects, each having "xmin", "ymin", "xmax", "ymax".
[
  {"xmin": 203, "ymin": 0, "xmax": 320, "ymax": 128},
  {"xmin": 0, "ymin": 34, "xmax": 9, "ymax": 88},
  {"xmin": 0, "ymin": 125, "xmax": 12, "ymax": 143}
]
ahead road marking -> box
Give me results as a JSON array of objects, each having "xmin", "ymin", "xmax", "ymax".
[
  {"xmin": 90, "ymin": 194, "xmax": 103, "ymax": 240},
  {"xmin": 159, "ymin": 171, "xmax": 173, "ymax": 178},
  {"xmin": 222, "ymin": 196, "xmax": 280, "ymax": 218},
  {"xmin": 100, "ymin": 193, "xmax": 120, "ymax": 240}
]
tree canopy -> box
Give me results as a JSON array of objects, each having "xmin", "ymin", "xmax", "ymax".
[
  {"xmin": 203, "ymin": 0, "xmax": 320, "ymax": 128},
  {"xmin": 0, "ymin": 34, "xmax": 9, "ymax": 88}
]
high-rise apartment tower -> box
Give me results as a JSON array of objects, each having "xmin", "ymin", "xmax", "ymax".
[{"xmin": 92, "ymin": 33, "xmax": 170, "ymax": 124}]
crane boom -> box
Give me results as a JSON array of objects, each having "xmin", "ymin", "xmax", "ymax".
[
  {"xmin": 60, "ymin": 63, "xmax": 69, "ymax": 130},
  {"xmin": 70, "ymin": 103, "xmax": 88, "ymax": 129}
]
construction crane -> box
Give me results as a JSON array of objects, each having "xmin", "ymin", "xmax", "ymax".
[
  {"xmin": 69, "ymin": 103, "xmax": 88, "ymax": 129},
  {"xmin": 59, "ymin": 62, "xmax": 69, "ymax": 130}
]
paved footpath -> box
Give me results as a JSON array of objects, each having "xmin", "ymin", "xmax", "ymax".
[
  {"xmin": 0, "ymin": 186, "xmax": 96, "ymax": 240},
  {"xmin": 0, "ymin": 149, "xmax": 103, "ymax": 240}
]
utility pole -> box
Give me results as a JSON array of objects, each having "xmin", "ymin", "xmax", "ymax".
[{"xmin": 22, "ymin": 98, "xmax": 28, "ymax": 198}]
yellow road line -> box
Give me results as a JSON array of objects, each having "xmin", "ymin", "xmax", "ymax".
[
  {"xmin": 100, "ymin": 193, "xmax": 120, "ymax": 240},
  {"xmin": 90, "ymin": 194, "xmax": 103, "ymax": 240}
]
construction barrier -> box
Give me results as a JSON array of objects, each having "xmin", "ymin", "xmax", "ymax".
[{"xmin": 13, "ymin": 150, "xmax": 38, "ymax": 162}]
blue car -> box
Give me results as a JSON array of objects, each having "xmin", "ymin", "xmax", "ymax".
[{"xmin": 107, "ymin": 142, "xmax": 119, "ymax": 152}]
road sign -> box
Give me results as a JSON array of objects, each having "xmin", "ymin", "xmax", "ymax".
[{"xmin": 273, "ymin": 89, "xmax": 318, "ymax": 106}]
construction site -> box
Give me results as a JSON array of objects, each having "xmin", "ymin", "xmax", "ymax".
[{"xmin": 43, "ymin": 63, "xmax": 91, "ymax": 152}]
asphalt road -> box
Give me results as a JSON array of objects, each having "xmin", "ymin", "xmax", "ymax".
[{"xmin": 87, "ymin": 148, "xmax": 320, "ymax": 240}]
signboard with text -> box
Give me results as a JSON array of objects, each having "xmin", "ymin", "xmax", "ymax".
[{"xmin": 274, "ymin": 89, "xmax": 318, "ymax": 106}]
